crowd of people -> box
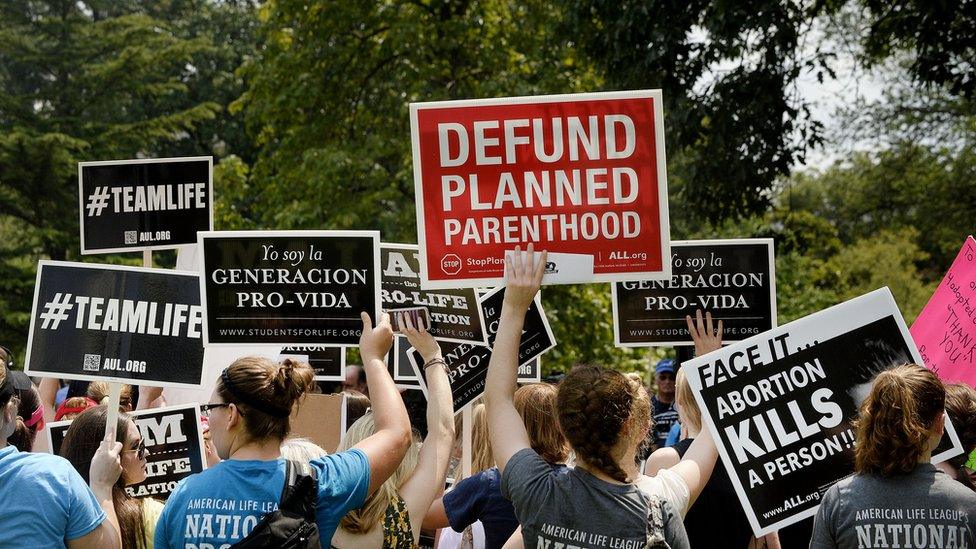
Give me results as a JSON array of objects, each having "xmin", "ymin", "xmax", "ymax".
[{"xmin": 2, "ymin": 246, "xmax": 976, "ymax": 548}]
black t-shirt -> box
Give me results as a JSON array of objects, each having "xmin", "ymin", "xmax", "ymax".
[
  {"xmin": 674, "ymin": 438, "xmax": 753, "ymax": 548},
  {"xmin": 652, "ymin": 396, "xmax": 679, "ymax": 447}
]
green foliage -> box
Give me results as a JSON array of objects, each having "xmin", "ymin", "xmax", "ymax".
[
  {"xmin": 2, "ymin": 0, "xmax": 973, "ymax": 377},
  {"xmin": 822, "ymin": 228, "xmax": 935, "ymax": 323},
  {"xmin": 785, "ymin": 145, "xmax": 976, "ymax": 275},
  {"xmin": 235, "ymin": 0, "xmax": 596, "ymax": 239},
  {"xmin": 564, "ymin": 0, "xmax": 832, "ymax": 223},
  {"xmin": 0, "ymin": 1, "xmax": 221, "ymax": 350}
]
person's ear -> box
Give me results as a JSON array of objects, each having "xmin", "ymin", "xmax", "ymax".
[
  {"xmin": 934, "ymin": 412, "xmax": 946, "ymax": 437},
  {"xmin": 227, "ymin": 403, "xmax": 243, "ymax": 430}
]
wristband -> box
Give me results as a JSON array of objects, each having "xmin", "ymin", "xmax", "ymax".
[{"xmin": 424, "ymin": 357, "xmax": 451, "ymax": 376}]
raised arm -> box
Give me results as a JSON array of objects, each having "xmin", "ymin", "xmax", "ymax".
[
  {"xmin": 69, "ymin": 429, "xmax": 123, "ymax": 549},
  {"xmin": 352, "ymin": 312, "xmax": 413, "ymax": 495},
  {"xmin": 669, "ymin": 310, "xmax": 722, "ymax": 507},
  {"xmin": 38, "ymin": 377, "xmax": 59, "ymax": 423},
  {"xmin": 485, "ymin": 245, "xmax": 546, "ymax": 473},
  {"xmin": 397, "ymin": 314, "xmax": 456, "ymax": 544}
]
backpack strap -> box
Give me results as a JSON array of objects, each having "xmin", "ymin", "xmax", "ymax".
[{"xmin": 279, "ymin": 459, "xmax": 318, "ymax": 522}]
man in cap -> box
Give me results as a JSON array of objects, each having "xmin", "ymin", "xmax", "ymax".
[{"xmin": 650, "ymin": 358, "xmax": 679, "ymax": 450}]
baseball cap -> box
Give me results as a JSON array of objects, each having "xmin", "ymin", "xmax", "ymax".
[
  {"xmin": 0, "ymin": 365, "xmax": 32, "ymax": 404},
  {"xmin": 655, "ymin": 359, "xmax": 676, "ymax": 375}
]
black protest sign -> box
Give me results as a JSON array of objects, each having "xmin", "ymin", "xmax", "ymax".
[
  {"xmin": 199, "ymin": 231, "xmax": 380, "ymax": 346},
  {"xmin": 684, "ymin": 288, "xmax": 963, "ymax": 536},
  {"xmin": 25, "ymin": 261, "xmax": 205, "ymax": 387},
  {"xmin": 518, "ymin": 358, "xmax": 541, "ymax": 383},
  {"xmin": 613, "ymin": 239, "xmax": 776, "ymax": 347},
  {"xmin": 408, "ymin": 341, "xmax": 491, "ymax": 413},
  {"xmin": 480, "ymin": 286, "xmax": 556, "ymax": 368},
  {"xmin": 46, "ymin": 404, "xmax": 206, "ymax": 500},
  {"xmin": 79, "ymin": 157, "xmax": 213, "ymax": 254},
  {"xmin": 381, "ymin": 244, "xmax": 487, "ymax": 344},
  {"xmin": 391, "ymin": 336, "xmax": 419, "ymax": 382},
  {"xmin": 280, "ymin": 346, "xmax": 345, "ymax": 381}
]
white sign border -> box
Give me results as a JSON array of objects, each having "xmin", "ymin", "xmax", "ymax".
[
  {"xmin": 410, "ymin": 89, "xmax": 671, "ymax": 290},
  {"xmin": 197, "ymin": 230, "xmax": 382, "ymax": 348},
  {"xmin": 683, "ymin": 287, "xmax": 963, "ymax": 537},
  {"xmin": 380, "ymin": 242, "xmax": 489, "ymax": 346},
  {"xmin": 45, "ymin": 402, "xmax": 208, "ymax": 479},
  {"xmin": 278, "ymin": 345, "xmax": 347, "ymax": 382},
  {"xmin": 25, "ymin": 260, "xmax": 206, "ymax": 389},
  {"xmin": 78, "ymin": 156, "xmax": 214, "ymax": 255},
  {"xmin": 611, "ymin": 238, "xmax": 778, "ymax": 347}
]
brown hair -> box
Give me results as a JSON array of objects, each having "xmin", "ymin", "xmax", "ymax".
[
  {"xmin": 944, "ymin": 383, "xmax": 976, "ymax": 468},
  {"xmin": 344, "ymin": 390, "xmax": 371, "ymax": 428},
  {"xmin": 217, "ymin": 357, "xmax": 315, "ymax": 441},
  {"xmin": 60, "ymin": 406, "xmax": 146, "ymax": 549},
  {"xmin": 557, "ymin": 364, "xmax": 650, "ymax": 482},
  {"xmin": 87, "ymin": 381, "xmax": 134, "ymax": 411},
  {"xmin": 515, "ymin": 383, "xmax": 569, "ymax": 464},
  {"xmin": 674, "ymin": 369, "xmax": 701, "ymax": 434},
  {"xmin": 854, "ymin": 364, "xmax": 945, "ymax": 477},
  {"xmin": 8, "ymin": 382, "xmax": 41, "ymax": 452}
]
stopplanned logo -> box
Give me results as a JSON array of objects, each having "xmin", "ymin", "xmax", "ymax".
[{"xmin": 441, "ymin": 254, "xmax": 462, "ymax": 275}]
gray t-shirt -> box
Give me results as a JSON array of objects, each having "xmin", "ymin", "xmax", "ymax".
[
  {"xmin": 811, "ymin": 463, "xmax": 976, "ymax": 549},
  {"xmin": 501, "ymin": 448, "xmax": 689, "ymax": 549}
]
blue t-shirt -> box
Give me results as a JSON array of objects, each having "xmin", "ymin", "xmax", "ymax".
[
  {"xmin": 154, "ymin": 449, "xmax": 370, "ymax": 548},
  {"xmin": 444, "ymin": 464, "xmax": 568, "ymax": 549},
  {"xmin": 0, "ymin": 445, "xmax": 106, "ymax": 548}
]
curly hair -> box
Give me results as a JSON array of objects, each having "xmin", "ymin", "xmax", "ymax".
[
  {"xmin": 854, "ymin": 364, "xmax": 945, "ymax": 477},
  {"xmin": 556, "ymin": 364, "xmax": 650, "ymax": 482}
]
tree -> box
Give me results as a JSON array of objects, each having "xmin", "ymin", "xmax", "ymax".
[
  {"xmin": 563, "ymin": 0, "xmax": 835, "ymax": 223},
  {"xmin": 0, "ymin": 0, "xmax": 219, "ymax": 353}
]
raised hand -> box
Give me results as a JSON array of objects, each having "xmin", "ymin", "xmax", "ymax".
[
  {"xmin": 502, "ymin": 243, "xmax": 547, "ymax": 312},
  {"xmin": 89, "ymin": 428, "xmax": 122, "ymax": 489},
  {"xmin": 359, "ymin": 311, "xmax": 394, "ymax": 362},
  {"xmin": 686, "ymin": 309, "xmax": 723, "ymax": 356},
  {"xmin": 400, "ymin": 312, "xmax": 442, "ymax": 363}
]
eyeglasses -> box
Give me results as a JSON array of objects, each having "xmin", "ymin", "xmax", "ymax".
[
  {"xmin": 200, "ymin": 403, "xmax": 232, "ymax": 417},
  {"xmin": 123, "ymin": 439, "xmax": 148, "ymax": 459}
]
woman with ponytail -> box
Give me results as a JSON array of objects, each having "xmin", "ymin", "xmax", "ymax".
[
  {"xmin": 485, "ymin": 246, "xmax": 721, "ymax": 549},
  {"xmin": 154, "ymin": 313, "xmax": 413, "ymax": 548},
  {"xmin": 811, "ymin": 364, "xmax": 976, "ymax": 548}
]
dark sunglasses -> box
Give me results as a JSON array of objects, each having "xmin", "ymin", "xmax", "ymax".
[{"xmin": 123, "ymin": 439, "xmax": 148, "ymax": 459}]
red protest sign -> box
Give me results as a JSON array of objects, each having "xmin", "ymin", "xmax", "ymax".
[{"xmin": 410, "ymin": 90, "xmax": 671, "ymax": 289}]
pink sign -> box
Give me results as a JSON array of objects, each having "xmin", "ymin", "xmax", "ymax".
[{"xmin": 910, "ymin": 236, "xmax": 976, "ymax": 387}]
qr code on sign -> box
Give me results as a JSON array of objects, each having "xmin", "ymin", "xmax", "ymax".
[
  {"xmin": 124, "ymin": 231, "xmax": 137, "ymax": 244},
  {"xmin": 83, "ymin": 354, "xmax": 101, "ymax": 372}
]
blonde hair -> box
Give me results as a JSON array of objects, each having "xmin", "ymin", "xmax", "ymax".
[
  {"xmin": 471, "ymin": 403, "xmax": 493, "ymax": 474},
  {"xmin": 674, "ymin": 369, "xmax": 701, "ymax": 434},
  {"xmin": 337, "ymin": 413, "xmax": 420, "ymax": 533},
  {"xmin": 281, "ymin": 437, "xmax": 328, "ymax": 462}
]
